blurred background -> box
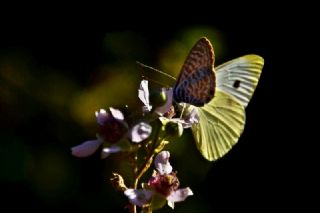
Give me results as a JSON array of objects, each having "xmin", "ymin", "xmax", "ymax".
[{"xmin": 0, "ymin": 5, "xmax": 302, "ymax": 213}]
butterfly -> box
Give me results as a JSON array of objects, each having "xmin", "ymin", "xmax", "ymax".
[
  {"xmin": 173, "ymin": 37, "xmax": 264, "ymax": 161},
  {"xmin": 139, "ymin": 37, "xmax": 264, "ymax": 161}
]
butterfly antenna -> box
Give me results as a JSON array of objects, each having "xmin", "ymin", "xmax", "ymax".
[
  {"xmin": 141, "ymin": 75, "xmax": 170, "ymax": 87},
  {"xmin": 136, "ymin": 61, "xmax": 176, "ymax": 81},
  {"xmin": 180, "ymin": 103, "xmax": 186, "ymax": 119}
]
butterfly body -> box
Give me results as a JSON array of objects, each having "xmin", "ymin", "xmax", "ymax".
[{"xmin": 173, "ymin": 37, "xmax": 264, "ymax": 161}]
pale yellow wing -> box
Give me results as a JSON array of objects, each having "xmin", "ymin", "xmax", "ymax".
[
  {"xmin": 190, "ymin": 90, "xmax": 245, "ymax": 161},
  {"xmin": 190, "ymin": 55, "xmax": 264, "ymax": 161},
  {"xmin": 216, "ymin": 55, "xmax": 264, "ymax": 108}
]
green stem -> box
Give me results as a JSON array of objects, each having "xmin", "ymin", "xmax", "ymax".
[
  {"xmin": 135, "ymin": 123, "xmax": 161, "ymax": 181},
  {"xmin": 129, "ymin": 152, "xmax": 138, "ymax": 213},
  {"xmin": 133, "ymin": 152, "xmax": 138, "ymax": 188},
  {"xmin": 129, "ymin": 123, "xmax": 161, "ymax": 213},
  {"xmin": 136, "ymin": 152, "xmax": 155, "ymax": 181},
  {"xmin": 130, "ymin": 122, "xmax": 162, "ymax": 213},
  {"xmin": 129, "ymin": 204, "xmax": 136, "ymax": 213}
]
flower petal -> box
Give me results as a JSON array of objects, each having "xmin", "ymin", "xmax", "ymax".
[
  {"xmin": 168, "ymin": 200, "xmax": 175, "ymax": 209},
  {"xmin": 95, "ymin": 109, "xmax": 109, "ymax": 125},
  {"xmin": 129, "ymin": 122, "xmax": 152, "ymax": 143},
  {"xmin": 155, "ymin": 88, "xmax": 173, "ymax": 115},
  {"xmin": 124, "ymin": 189, "xmax": 154, "ymax": 207},
  {"xmin": 109, "ymin": 107, "xmax": 124, "ymax": 121},
  {"xmin": 138, "ymin": 80, "xmax": 152, "ymax": 112},
  {"xmin": 167, "ymin": 187, "xmax": 193, "ymax": 202},
  {"xmin": 155, "ymin": 151, "xmax": 172, "ymax": 175},
  {"xmin": 101, "ymin": 145, "xmax": 121, "ymax": 159},
  {"xmin": 170, "ymin": 118, "xmax": 189, "ymax": 128},
  {"xmin": 183, "ymin": 108, "xmax": 199, "ymax": 128},
  {"xmin": 71, "ymin": 140, "xmax": 102, "ymax": 157}
]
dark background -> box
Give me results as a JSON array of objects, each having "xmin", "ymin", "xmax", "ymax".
[{"xmin": 0, "ymin": 5, "xmax": 310, "ymax": 213}]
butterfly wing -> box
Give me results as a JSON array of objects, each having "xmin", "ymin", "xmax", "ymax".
[
  {"xmin": 189, "ymin": 90, "xmax": 245, "ymax": 161},
  {"xmin": 173, "ymin": 37, "xmax": 216, "ymax": 106},
  {"xmin": 190, "ymin": 55, "xmax": 264, "ymax": 161},
  {"xmin": 216, "ymin": 54, "xmax": 264, "ymax": 107}
]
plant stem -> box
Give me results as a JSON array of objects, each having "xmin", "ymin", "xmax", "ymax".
[
  {"xmin": 133, "ymin": 152, "xmax": 138, "ymax": 188},
  {"xmin": 129, "ymin": 122, "xmax": 162, "ymax": 213},
  {"xmin": 129, "ymin": 124, "xmax": 161, "ymax": 213},
  {"xmin": 135, "ymin": 123, "xmax": 161, "ymax": 181},
  {"xmin": 129, "ymin": 204, "xmax": 136, "ymax": 213},
  {"xmin": 129, "ymin": 152, "xmax": 138, "ymax": 213}
]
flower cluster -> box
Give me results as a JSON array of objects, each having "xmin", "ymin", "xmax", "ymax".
[
  {"xmin": 124, "ymin": 151, "xmax": 193, "ymax": 209},
  {"xmin": 71, "ymin": 80, "xmax": 199, "ymax": 211}
]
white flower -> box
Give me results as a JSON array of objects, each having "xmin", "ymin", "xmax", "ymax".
[
  {"xmin": 149, "ymin": 151, "xmax": 193, "ymax": 209},
  {"xmin": 124, "ymin": 151, "xmax": 193, "ymax": 208},
  {"xmin": 72, "ymin": 107, "xmax": 128, "ymax": 158}
]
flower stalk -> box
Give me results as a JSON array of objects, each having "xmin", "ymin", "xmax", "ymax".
[{"xmin": 71, "ymin": 80, "xmax": 196, "ymax": 212}]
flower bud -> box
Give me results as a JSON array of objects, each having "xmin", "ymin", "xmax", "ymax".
[
  {"xmin": 149, "ymin": 89, "xmax": 167, "ymax": 108},
  {"xmin": 165, "ymin": 121, "xmax": 183, "ymax": 138},
  {"xmin": 129, "ymin": 122, "xmax": 152, "ymax": 143}
]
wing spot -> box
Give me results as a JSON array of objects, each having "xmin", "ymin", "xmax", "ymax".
[{"xmin": 233, "ymin": 80, "xmax": 241, "ymax": 88}]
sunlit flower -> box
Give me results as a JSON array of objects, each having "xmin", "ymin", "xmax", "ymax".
[
  {"xmin": 148, "ymin": 151, "xmax": 193, "ymax": 208},
  {"xmin": 71, "ymin": 107, "xmax": 127, "ymax": 159},
  {"xmin": 97, "ymin": 108, "xmax": 128, "ymax": 144},
  {"xmin": 128, "ymin": 122, "xmax": 152, "ymax": 143},
  {"xmin": 124, "ymin": 151, "xmax": 193, "ymax": 209}
]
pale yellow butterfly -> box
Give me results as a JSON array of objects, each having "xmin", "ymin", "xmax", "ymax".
[
  {"xmin": 139, "ymin": 38, "xmax": 264, "ymax": 161},
  {"xmin": 186, "ymin": 53, "xmax": 264, "ymax": 161}
]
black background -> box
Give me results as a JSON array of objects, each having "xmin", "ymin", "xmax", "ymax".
[{"xmin": 0, "ymin": 4, "xmax": 312, "ymax": 213}]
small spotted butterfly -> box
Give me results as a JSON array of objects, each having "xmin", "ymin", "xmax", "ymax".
[{"xmin": 141, "ymin": 37, "xmax": 264, "ymax": 161}]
